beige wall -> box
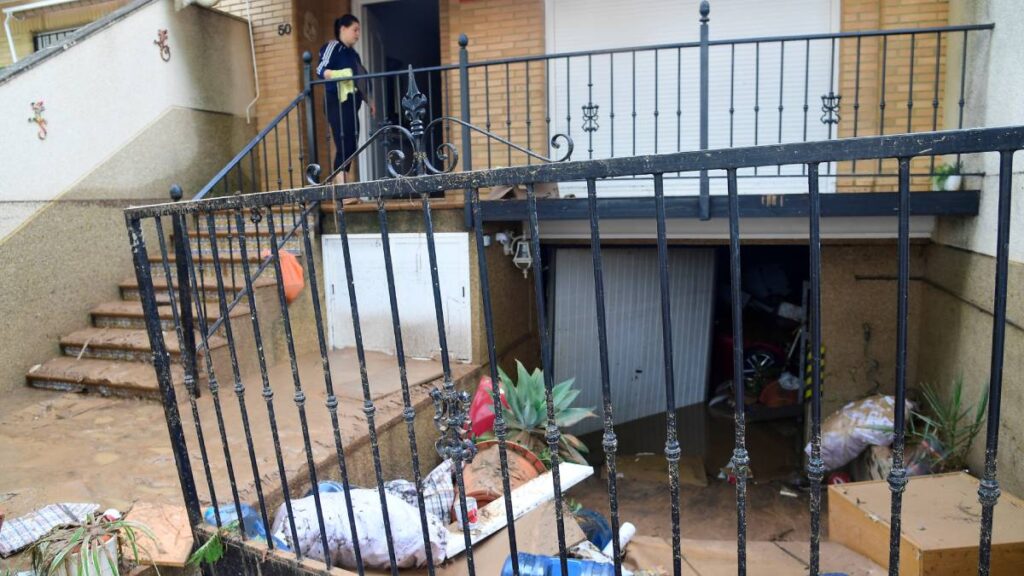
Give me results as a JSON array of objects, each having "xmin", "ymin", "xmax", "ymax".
[
  {"xmin": 916, "ymin": 0, "xmax": 1024, "ymax": 495},
  {"xmin": 0, "ymin": 0, "xmax": 256, "ymax": 240},
  {"xmin": 917, "ymin": 243, "xmax": 1024, "ymax": 496},
  {"xmin": 0, "ymin": 107, "xmax": 253, "ymax": 396},
  {"xmin": 819, "ymin": 243, "xmax": 926, "ymax": 416},
  {"xmin": 0, "ymin": 0, "xmax": 130, "ymax": 69}
]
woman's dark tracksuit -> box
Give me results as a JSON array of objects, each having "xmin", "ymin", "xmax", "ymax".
[{"xmin": 316, "ymin": 40, "xmax": 367, "ymax": 174}]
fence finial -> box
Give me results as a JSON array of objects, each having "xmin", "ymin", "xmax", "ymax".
[
  {"xmin": 458, "ymin": 33, "xmax": 469, "ymax": 47},
  {"xmin": 700, "ymin": 0, "xmax": 710, "ymax": 21},
  {"xmin": 169, "ymin": 184, "xmax": 183, "ymax": 202},
  {"xmin": 301, "ymin": 50, "xmax": 311, "ymax": 64}
]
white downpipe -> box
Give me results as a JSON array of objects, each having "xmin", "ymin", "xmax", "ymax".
[
  {"xmin": 243, "ymin": 0, "xmax": 258, "ymax": 123},
  {"xmin": 5, "ymin": 12, "xmax": 18, "ymax": 63}
]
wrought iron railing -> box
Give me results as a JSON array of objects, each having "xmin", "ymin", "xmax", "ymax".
[
  {"xmin": 187, "ymin": 2, "xmax": 992, "ymax": 224},
  {"xmin": 129, "ymin": 59, "xmax": 1022, "ymax": 574},
  {"xmin": 133, "ymin": 5, "xmax": 1013, "ymax": 576}
]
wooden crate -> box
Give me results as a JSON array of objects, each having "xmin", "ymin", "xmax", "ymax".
[{"xmin": 828, "ymin": 472, "xmax": 1024, "ymax": 576}]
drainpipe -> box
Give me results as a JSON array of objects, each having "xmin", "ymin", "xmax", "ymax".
[
  {"xmin": 5, "ymin": 12, "xmax": 17, "ymax": 63},
  {"xmin": 244, "ymin": 0, "xmax": 259, "ymax": 123}
]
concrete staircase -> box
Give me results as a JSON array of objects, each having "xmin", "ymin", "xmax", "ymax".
[{"xmin": 26, "ymin": 206, "xmax": 312, "ymax": 400}]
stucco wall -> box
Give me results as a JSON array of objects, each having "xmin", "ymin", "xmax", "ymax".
[
  {"xmin": 820, "ymin": 243, "xmax": 925, "ymax": 417},
  {"xmin": 916, "ymin": 0, "xmax": 1024, "ymax": 495},
  {"xmin": 0, "ymin": 107, "xmax": 253, "ymax": 396},
  {"xmin": 0, "ymin": 0, "xmax": 256, "ymax": 240},
  {"xmin": 918, "ymin": 243, "xmax": 1024, "ymax": 495}
]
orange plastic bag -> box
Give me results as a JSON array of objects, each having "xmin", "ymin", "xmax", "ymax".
[{"xmin": 263, "ymin": 249, "xmax": 304, "ymax": 303}]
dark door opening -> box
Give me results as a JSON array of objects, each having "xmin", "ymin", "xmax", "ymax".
[{"xmin": 358, "ymin": 0, "xmax": 443, "ymax": 181}]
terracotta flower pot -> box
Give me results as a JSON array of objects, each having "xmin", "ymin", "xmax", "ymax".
[{"xmin": 460, "ymin": 440, "xmax": 547, "ymax": 507}]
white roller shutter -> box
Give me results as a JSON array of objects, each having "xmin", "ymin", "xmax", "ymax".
[{"xmin": 546, "ymin": 0, "xmax": 839, "ymax": 196}]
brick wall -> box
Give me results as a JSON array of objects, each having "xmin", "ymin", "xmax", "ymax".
[
  {"xmin": 214, "ymin": 0, "xmax": 349, "ymax": 190},
  {"xmin": 439, "ymin": 0, "xmax": 547, "ymax": 175},
  {"xmin": 838, "ymin": 0, "xmax": 950, "ymax": 192}
]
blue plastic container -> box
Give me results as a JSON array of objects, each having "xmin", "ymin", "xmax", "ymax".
[
  {"xmin": 500, "ymin": 553, "xmax": 616, "ymax": 576},
  {"xmin": 203, "ymin": 503, "xmax": 290, "ymax": 550},
  {"xmin": 573, "ymin": 508, "xmax": 612, "ymax": 550}
]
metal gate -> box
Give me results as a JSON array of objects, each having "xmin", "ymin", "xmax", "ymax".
[{"xmin": 125, "ymin": 67, "xmax": 1021, "ymax": 576}]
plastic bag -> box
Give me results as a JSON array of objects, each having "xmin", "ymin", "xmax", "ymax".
[
  {"xmin": 271, "ymin": 489, "xmax": 447, "ymax": 569},
  {"xmin": 804, "ymin": 394, "xmax": 911, "ymax": 471},
  {"xmin": 263, "ymin": 249, "xmax": 304, "ymax": 303}
]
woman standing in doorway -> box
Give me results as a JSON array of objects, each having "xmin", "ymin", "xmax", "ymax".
[{"xmin": 317, "ymin": 14, "xmax": 376, "ymax": 184}]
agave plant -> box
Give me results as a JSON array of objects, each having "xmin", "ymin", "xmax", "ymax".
[
  {"xmin": 497, "ymin": 360, "xmax": 596, "ymax": 465},
  {"xmin": 908, "ymin": 377, "xmax": 988, "ymax": 472}
]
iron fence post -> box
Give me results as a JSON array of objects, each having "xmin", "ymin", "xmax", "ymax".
[
  {"xmin": 170, "ymin": 185, "xmax": 200, "ymax": 400},
  {"xmin": 699, "ymin": 1, "xmax": 711, "ymax": 220},
  {"xmin": 459, "ymin": 34, "xmax": 473, "ymax": 228},
  {"xmin": 303, "ymin": 51, "xmax": 319, "ymax": 176},
  {"xmin": 126, "ymin": 213, "xmax": 202, "ymax": 528}
]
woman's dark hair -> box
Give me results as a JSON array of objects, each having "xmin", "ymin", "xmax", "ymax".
[{"xmin": 335, "ymin": 14, "xmax": 359, "ymax": 40}]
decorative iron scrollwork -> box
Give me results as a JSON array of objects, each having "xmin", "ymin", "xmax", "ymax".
[
  {"xmin": 308, "ymin": 67, "xmax": 574, "ymax": 186},
  {"xmin": 820, "ymin": 91, "xmax": 841, "ymax": 126},
  {"xmin": 154, "ymin": 29, "xmax": 170, "ymax": 62},
  {"xmin": 431, "ymin": 383, "xmax": 475, "ymax": 463},
  {"xmin": 28, "ymin": 101, "xmax": 47, "ymax": 140},
  {"xmin": 582, "ymin": 102, "xmax": 600, "ymax": 133}
]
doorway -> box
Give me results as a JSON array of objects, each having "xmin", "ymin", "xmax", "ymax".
[{"xmin": 353, "ymin": 0, "xmax": 443, "ymax": 181}]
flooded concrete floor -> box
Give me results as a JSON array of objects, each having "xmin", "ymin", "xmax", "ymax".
[{"xmin": 572, "ymin": 411, "xmax": 817, "ymax": 543}]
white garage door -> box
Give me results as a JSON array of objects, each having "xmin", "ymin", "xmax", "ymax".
[{"xmin": 546, "ymin": 0, "xmax": 839, "ymax": 196}]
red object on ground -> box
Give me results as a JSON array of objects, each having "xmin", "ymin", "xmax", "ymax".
[
  {"xmin": 469, "ymin": 376, "xmax": 508, "ymax": 438},
  {"xmin": 828, "ymin": 471, "xmax": 852, "ymax": 485}
]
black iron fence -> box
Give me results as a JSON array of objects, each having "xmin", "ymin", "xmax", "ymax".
[
  {"xmin": 127, "ymin": 59, "xmax": 1021, "ymax": 574},
  {"xmin": 129, "ymin": 5, "xmax": 1015, "ymax": 576}
]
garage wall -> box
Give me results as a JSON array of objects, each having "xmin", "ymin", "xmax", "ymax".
[{"xmin": 914, "ymin": 0, "xmax": 1024, "ymax": 497}]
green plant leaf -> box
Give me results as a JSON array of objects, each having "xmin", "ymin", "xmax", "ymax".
[{"xmin": 555, "ymin": 407, "xmax": 596, "ymax": 428}]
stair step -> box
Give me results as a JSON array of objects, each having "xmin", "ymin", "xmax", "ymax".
[
  {"xmin": 91, "ymin": 301, "xmax": 250, "ymax": 330},
  {"xmin": 147, "ymin": 251, "xmax": 303, "ymax": 278},
  {"xmin": 26, "ymin": 357, "xmax": 178, "ymax": 400},
  {"xmin": 60, "ymin": 327, "xmax": 225, "ymax": 363},
  {"xmin": 178, "ymin": 232, "xmax": 305, "ymax": 255},
  {"xmin": 119, "ymin": 274, "xmax": 276, "ymax": 304}
]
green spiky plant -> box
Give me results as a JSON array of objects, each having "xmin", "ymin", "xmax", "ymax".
[
  {"xmin": 497, "ymin": 360, "xmax": 596, "ymax": 466},
  {"xmin": 908, "ymin": 378, "xmax": 988, "ymax": 472},
  {"xmin": 30, "ymin": 511, "xmax": 155, "ymax": 576}
]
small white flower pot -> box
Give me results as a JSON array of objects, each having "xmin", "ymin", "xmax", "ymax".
[
  {"xmin": 943, "ymin": 174, "xmax": 962, "ymax": 191},
  {"xmin": 52, "ymin": 535, "xmax": 120, "ymax": 576}
]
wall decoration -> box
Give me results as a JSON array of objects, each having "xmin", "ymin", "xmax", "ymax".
[
  {"xmin": 302, "ymin": 12, "xmax": 319, "ymax": 43},
  {"xmin": 154, "ymin": 29, "xmax": 170, "ymax": 62},
  {"xmin": 278, "ymin": 23, "xmax": 292, "ymax": 36},
  {"xmin": 28, "ymin": 101, "xmax": 47, "ymax": 140}
]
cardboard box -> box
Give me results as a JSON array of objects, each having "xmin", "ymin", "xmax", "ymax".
[{"xmin": 828, "ymin": 471, "xmax": 1024, "ymax": 576}]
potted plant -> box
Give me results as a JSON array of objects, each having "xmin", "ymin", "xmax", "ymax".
[
  {"xmin": 497, "ymin": 360, "xmax": 596, "ymax": 466},
  {"xmin": 30, "ymin": 510, "xmax": 154, "ymax": 576},
  {"xmin": 932, "ymin": 162, "xmax": 962, "ymax": 191}
]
